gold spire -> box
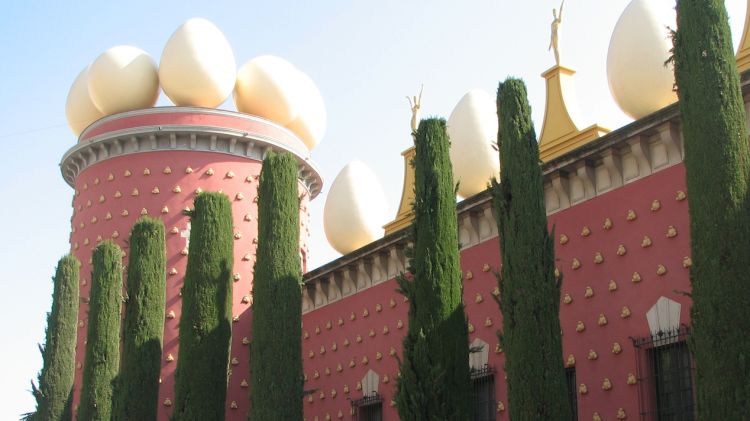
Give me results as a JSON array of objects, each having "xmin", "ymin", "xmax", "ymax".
[
  {"xmin": 383, "ymin": 146, "xmax": 416, "ymax": 235},
  {"xmin": 737, "ymin": 0, "xmax": 750, "ymax": 73},
  {"xmin": 384, "ymin": 85, "xmax": 424, "ymax": 235},
  {"xmin": 538, "ymin": 65, "xmax": 609, "ymax": 162}
]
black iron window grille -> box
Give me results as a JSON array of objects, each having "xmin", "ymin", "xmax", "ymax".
[
  {"xmin": 351, "ymin": 392, "xmax": 383, "ymax": 421},
  {"xmin": 632, "ymin": 326, "xmax": 695, "ymax": 421},
  {"xmin": 564, "ymin": 367, "xmax": 579, "ymax": 420},
  {"xmin": 471, "ymin": 365, "xmax": 496, "ymax": 421}
]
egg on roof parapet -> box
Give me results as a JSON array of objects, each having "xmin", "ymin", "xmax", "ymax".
[
  {"xmin": 323, "ymin": 161, "xmax": 387, "ymax": 255},
  {"xmin": 607, "ymin": 0, "xmax": 677, "ymax": 119},
  {"xmin": 447, "ymin": 89, "xmax": 501, "ymax": 199}
]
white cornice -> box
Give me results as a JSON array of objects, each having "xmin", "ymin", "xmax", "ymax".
[{"xmin": 60, "ymin": 108, "xmax": 323, "ymax": 198}]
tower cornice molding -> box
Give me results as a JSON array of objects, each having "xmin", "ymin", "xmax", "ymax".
[{"xmin": 60, "ymin": 107, "xmax": 323, "ymax": 198}]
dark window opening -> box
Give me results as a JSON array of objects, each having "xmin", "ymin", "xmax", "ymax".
[
  {"xmin": 565, "ymin": 367, "xmax": 578, "ymax": 420},
  {"xmin": 351, "ymin": 392, "xmax": 382, "ymax": 421},
  {"xmin": 632, "ymin": 326, "xmax": 695, "ymax": 421},
  {"xmin": 471, "ymin": 365, "xmax": 495, "ymax": 421}
]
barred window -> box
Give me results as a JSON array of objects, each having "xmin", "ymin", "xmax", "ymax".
[
  {"xmin": 351, "ymin": 393, "xmax": 382, "ymax": 421},
  {"xmin": 564, "ymin": 367, "xmax": 578, "ymax": 420},
  {"xmin": 471, "ymin": 365, "xmax": 495, "ymax": 421},
  {"xmin": 632, "ymin": 326, "xmax": 695, "ymax": 420}
]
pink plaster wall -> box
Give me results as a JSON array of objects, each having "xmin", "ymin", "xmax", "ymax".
[
  {"xmin": 299, "ymin": 163, "xmax": 692, "ymax": 421},
  {"xmin": 69, "ymin": 149, "xmax": 311, "ymax": 420}
]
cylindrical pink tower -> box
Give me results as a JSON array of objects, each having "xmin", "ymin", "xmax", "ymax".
[{"xmin": 60, "ymin": 107, "xmax": 322, "ymax": 420}]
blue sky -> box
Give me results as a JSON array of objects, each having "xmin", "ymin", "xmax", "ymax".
[{"xmin": 0, "ymin": 1, "xmax": 746, "ymax": 418}]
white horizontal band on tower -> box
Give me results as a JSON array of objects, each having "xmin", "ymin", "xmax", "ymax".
[{"xmin": 60, "ymin": 107, "xmax": 323, "ymax": 198}]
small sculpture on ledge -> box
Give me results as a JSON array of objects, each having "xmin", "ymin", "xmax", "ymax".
[
  {"xmin": 627, "ymin": 373, "xmax": 637, "ymax": 385},
  {"xmin": 683, "ymin": 256, "xmax": 693, "ymax": 268},
  {"xmin": 406, "ymin": 85, "xmax": 423, "ymax": 136},
  {"xmin": 549, "ymin": 0, "xmax": 565, "ymax": 65},
  {"xmin": 566, "ymin": 354, "xmax": 576, "ymax": 367}
]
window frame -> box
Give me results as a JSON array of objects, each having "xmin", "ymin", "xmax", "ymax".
[
  {"xmin": 564, "ymin": 366, "xmax": 579, "ymax": 420},
  {"xmin": 632, "ymin": 326, "xmax": 695, "ymax": 421},
  {"xmin": 351, "ymin": 392, "xmax": 383, "ymax": 421},
  {"xmin": 470, "ymin": 364, "xmax": 496, "ymax": 421}
]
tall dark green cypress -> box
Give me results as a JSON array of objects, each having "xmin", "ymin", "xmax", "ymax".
[
  {"xmin": 672, "ymin": 1, "xmax": 750, "ymax": 416},
  {"xmin": 173, "ymin": 192, "xmax": 234, "ymax": 421},
  {"xmin": 29, "ymin": 255, "xmax": 80, "ymax": 421},
  {"xmin": 395, "ymin": 118, "xmax": 471, "ymax": 420},
  {"xmin": 78, "ymin": 241, "xmax": 123, "ymax": 421},
  {"xmin": 491, "ymin": 78, "xmax": 571, "ymax": 420},
  {"xmin": 112, "ymin": 217, "xmax": 166, "ymax": 421},
  {"xmin": 250, "ymin": 151, "xmax": 303, "ymax": 420}
]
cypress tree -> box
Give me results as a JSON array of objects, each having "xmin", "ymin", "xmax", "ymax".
[
  {"xmin": 173, "ymin": 192, "xmax": 234, "ymax": 421},
  {"xmin": 395, "ymin": 118, "xmax": 472, "ymax": 420},
  {"xmin": 250, "ymin": 151, "xmax": 303, "ymax": 420},
  {"xmin": 29, "ymin": 255, "xmax": 80, "ymax": 421},
  {"xmin": 491, "ymin": 78, "xmax": 571, "ymax": 420},
  {"xmin": 672, "ymin": 1, "xmax": 750, "ymax": 416},
  {"xmin": 78, "ymin": 241, "xmax": 123, "ymax": 421},
  {"xmin": 112, "ymin": 217, "xmax": 166, "ymax": 421}
]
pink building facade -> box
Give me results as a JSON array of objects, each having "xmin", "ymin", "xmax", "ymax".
[{"xmin": 62, "ymin": 76, "xmax": 730, "ymax": 419}]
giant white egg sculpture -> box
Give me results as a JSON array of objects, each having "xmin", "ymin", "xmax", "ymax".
[
  {"xmin": 234, "ymin": 55, "xmax": 327, "ymax": 150},
  {"xmin": 234, "ymin": 55, "xmax": 301, "ymax": 126},
  {"xmin": 88, "ymin": 46, "xmax": 159, "ymax": 115},
  {"xmin": 159, "ymin": 18, "xmax": 236, "ymax": 107},
  {"xmin": 324, "ymin": 161, "xmax": 387, "ymax": 255},
  {"xmin": 447, "ymin": 90, "xmax": 500, "ymax": 198},
  {"xmin": 285, "ymin": 70, "xmax": 327, "ymax": 150},
  {"xmin": 607, "ymin": 0, "xmax": 677, "ymax": 119},
  {"xmin": 66, "ymin": 67, "xmax": 105, "ymax": 137}
]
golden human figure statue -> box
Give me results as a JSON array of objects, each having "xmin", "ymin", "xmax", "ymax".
[
  {"xmin": 406, "ymin": 84, "xmax": 423, "ymax": 135},
  {"xmin": 549, "ymin": 0, "xmax": 565, "ymax": 65}
]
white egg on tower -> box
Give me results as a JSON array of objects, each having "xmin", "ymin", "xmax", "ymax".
[
  {"xmin": 234, "ymin": 55, "xmax": 301, "ymax": 125},
  {"xmin": 65, "ymin": 19, "xmax": 330, "ymax": 149},
  {"xmin": 607, "ymin": 0, "xmax": 678, "ymax": 119},
  {"xmin": 323, "ymin": 161, "xmax": 387, "ymax": 255},
  {"xmin": 159, "ymin": 18, "xmax": 237, "ymax": 108},
  {"xmin": 66, "ymin": 67, "xmax": 105, "ymax": 137},
  {"xmin": 284, "ymin": 70, "xmax": 327, "ymax": 151},
  {"xmin": 447, "ymin": 90, "xmax": 501, "ymax": 199},
  {"xmin": 88, "ymin": 45, "xmax": 159, "ymax": 115},
  {"xmin": 234, "ymin": 55, "xmax": 327, "ymax": 150}
]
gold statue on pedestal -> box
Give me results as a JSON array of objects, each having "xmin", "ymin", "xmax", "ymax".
[
  {"xmin": 549, "ymin": 0, "xmax": 565, "ymax": 65},
  {"xmin": 539, "ymin": 0, "xmax": 609, "ymax": 162},
  {"xmin": 383, "ymin": 85, "xmax": 424, "ymax": 235},
  {"xmin": 406, "ymin": 84, "xmax": 423, "ymax": 135}
]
